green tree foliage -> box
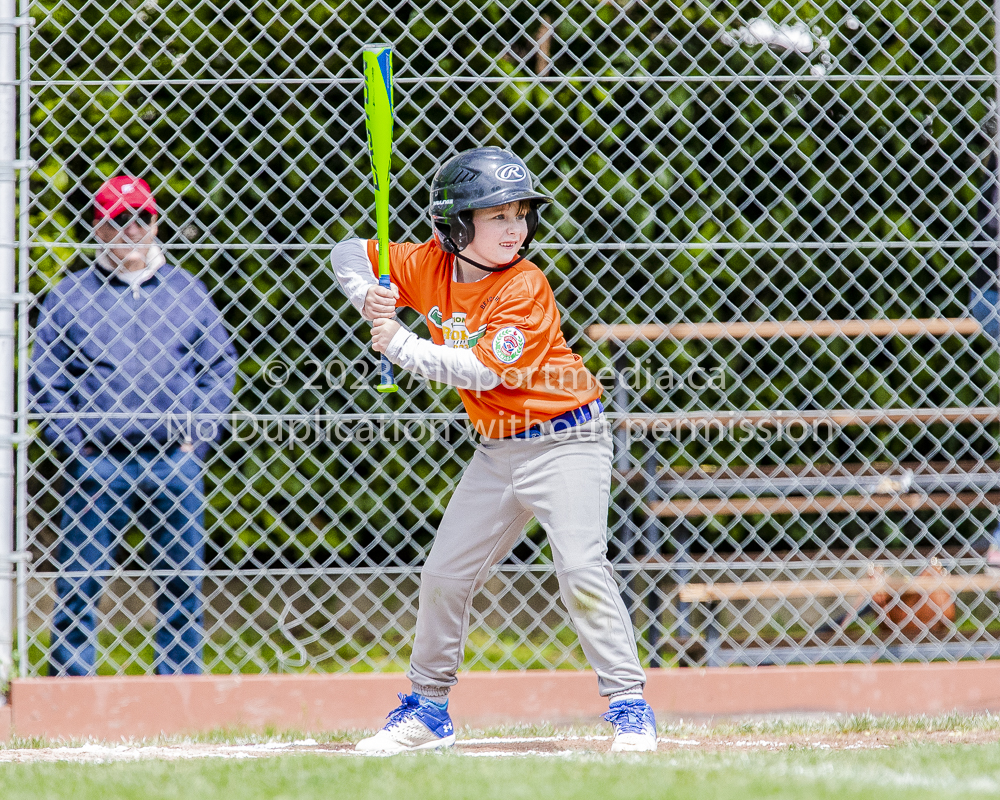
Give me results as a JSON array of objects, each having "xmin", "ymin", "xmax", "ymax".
[{"xmin": 25, "ymin": 0, "xmax": 999, "ymax": 563}]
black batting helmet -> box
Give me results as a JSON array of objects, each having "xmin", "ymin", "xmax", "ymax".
[{"xmin": 429, "ymin": 147, "xmax": 553, "ymax": 254}]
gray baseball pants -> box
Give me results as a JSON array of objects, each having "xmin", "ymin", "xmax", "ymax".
[{"xmin": 406, "ymin": 413, "xmax": 647, "ymax": 698}]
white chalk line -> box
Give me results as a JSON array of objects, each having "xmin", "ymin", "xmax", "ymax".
[
  {"xmin": 0, "ymin": 734, "xmax": 966, "ymax": 764},
  {"xmin": 458, "ymin": 735, "xmax": 610, "ymax": 745},
  {"xmin": 0, "ymin": 739, "xmax": 333, "ymax": 764}
]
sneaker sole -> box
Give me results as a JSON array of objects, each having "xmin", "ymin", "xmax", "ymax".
[
  {"xmin": 356, "ymin": 733, "xmax": 456, "ymax": 753},
  {"xmin": 611, "ymin": 738, "xmax": 658, "ymax": 753}
]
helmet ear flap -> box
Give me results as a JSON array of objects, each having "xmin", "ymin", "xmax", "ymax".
[
  {"xmin": 434, "ymin": 222, "xmax": 457, "ymax": 254},
  {"xmin": 521, "ymin": 203, "xmax": 540, "ymax": 250},
  {"xmin": 451, "ymin": 211, "xmax": 474, "ymax": 251},
  {"xmin": 434, "ymin": 212, "xmax": 475, "ymax": 253}
]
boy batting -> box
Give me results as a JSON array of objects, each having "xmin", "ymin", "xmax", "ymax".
[{"xmin": 332, "ymin": 146, "xmax": 655, "ymax": 753}]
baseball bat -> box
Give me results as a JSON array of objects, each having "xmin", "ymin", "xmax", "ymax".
[{"xmin": 363, "ymin": 43, "xmax": 398, "ymax": 394}]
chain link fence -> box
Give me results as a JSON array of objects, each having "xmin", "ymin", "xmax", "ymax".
[{"xmin": 9, "ymin": 0, "xmax": 1000, "ymax": 676}]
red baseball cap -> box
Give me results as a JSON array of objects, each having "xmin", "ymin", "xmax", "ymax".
[{"xmin": 94, "ymin": 176, "xmax": 157, "ymax": 221}]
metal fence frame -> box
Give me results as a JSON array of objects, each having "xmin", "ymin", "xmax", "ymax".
[{"xmin": 3, "ymin": 1, "xmax": 1000, "ymax": 680}]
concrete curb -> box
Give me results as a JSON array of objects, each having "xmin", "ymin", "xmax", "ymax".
[{"xmin": 6, "ymin": 662, "xmax": 1000, "ymax": 741}]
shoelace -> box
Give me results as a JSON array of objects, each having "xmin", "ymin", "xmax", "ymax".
[
  {"xmin": 602, "ymin": 703, "xmax": 649, "ymax": 734},
  {"xmin": 385, "ymin": 692, "xmax": 421, "ymax": 726}
]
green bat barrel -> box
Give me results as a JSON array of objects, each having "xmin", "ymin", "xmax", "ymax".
[{"xmin": 363, "ymin": 44, "xmax": 397, "ymax": 393}]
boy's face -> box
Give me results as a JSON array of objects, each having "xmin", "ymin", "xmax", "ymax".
[{"xmin": 465, "ymin": 201, "xmax": 528, "ymax": 268}]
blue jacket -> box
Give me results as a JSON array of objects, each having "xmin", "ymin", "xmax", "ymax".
[{"xmin": 29, "ymin": 262, "xmax": 237, "ymax": 458}]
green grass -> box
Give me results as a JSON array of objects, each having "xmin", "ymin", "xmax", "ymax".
[
  {"xmin": 2, "ymin": 745, "xmax": 1000, "ymax": 800},
  {"xmin": 4, "ymin": 712, "xmax": 1000, "ymax": 751},
  {"xmin": 2, "ymin": 715, "xmax": 999, "ymax": 799},
  {"xmin": 22, "ymin": 625, "xmax": 592, "ymax": 676}
]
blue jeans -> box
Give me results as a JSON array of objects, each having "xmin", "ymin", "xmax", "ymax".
[
  {"xmin": 970, "ymin": 287, "xmax": 1000, "ymax": 341},
  {"xmin": 49, "ymin": 447, "xmax": 207, "ymax": 676}
]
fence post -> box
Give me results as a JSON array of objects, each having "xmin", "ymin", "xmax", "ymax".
[{"xmin": 0, "ymin": 0, "xmax": 16, "ymax": 686}]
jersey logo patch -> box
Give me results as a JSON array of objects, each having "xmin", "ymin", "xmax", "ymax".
[
  {"xmin": 492, "ymin": 327, "xmax": 525, "ymax": 364},
  {"xmin": 427, "ymin": 305, "xmax": 487, "ymax": 349}
]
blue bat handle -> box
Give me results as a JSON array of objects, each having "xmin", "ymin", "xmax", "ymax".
[{"xmin": 376, "ymin": 274, "xmax": 398, "ymax": 393}]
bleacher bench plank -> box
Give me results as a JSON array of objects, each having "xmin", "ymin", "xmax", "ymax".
[
  {"xmin": 651, "ymin": 491, "xmax": 1000, "ymax": 518},
  {"xmin": 630, "ymin": 459, "xmax": 1000, "ymax": 490},
  {"xmin": 617, "ymin": 407, "xmax": 1000, "ymax": 431},
  {"xmin": 659, "ymin": 459, "xmax": 999, "ymax": 479},
  {"xmin": 587, "ymin": 318, "xmax": 982, "ymax": 342},
  {"xmin": 679, "ymin": 573, "xmax": 1000, "ymax": 603}
]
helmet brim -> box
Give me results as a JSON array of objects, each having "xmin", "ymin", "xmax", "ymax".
[{"xmin": 471, "ymin": 187, "xmax": 553, "ymax": 211}]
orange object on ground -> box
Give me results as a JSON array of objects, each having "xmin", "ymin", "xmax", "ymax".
[{"xmin": 872, "ymin": 560, "xmax": 957, "ymax": 635}]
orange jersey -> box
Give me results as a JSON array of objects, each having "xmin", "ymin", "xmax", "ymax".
[{"xmin": 366, "ymin": 240, "xmax": 602, "ymax": 437}]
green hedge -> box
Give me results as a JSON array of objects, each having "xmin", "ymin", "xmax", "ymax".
[{"xmin": 25, "ymin": 0, "xmax": 999, "ymax": 561}]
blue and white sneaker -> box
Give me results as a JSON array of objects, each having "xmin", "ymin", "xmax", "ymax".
[
  {"xmin": 603, "ymin": 698, "xmax": 657, "ymax": 752},
  {"xmin": 355, "ymin": 692, "xmax": 456, "ymax": 753}
]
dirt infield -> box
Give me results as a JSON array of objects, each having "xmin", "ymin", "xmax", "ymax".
[{"xmin": 3, "ymin": 724, "xmax": 1000, "ymax": 762}]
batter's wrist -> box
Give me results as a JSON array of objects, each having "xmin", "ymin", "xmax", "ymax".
[{"xmin": 384, "ymin": 326, "xmax": 415, "ymax": 362}]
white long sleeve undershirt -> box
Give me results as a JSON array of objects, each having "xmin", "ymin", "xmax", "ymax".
[
  {"xmin": 331, "ymin": 238, "xmax": 502, "ymax": 391},
  {"xmin": 331, "ymin": 238, "xmax": 379, "ymax": 317}
]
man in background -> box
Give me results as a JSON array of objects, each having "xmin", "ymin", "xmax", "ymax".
[{"xmin": 29, "ymin": 176, "xmax": 237, "ymax": 675}]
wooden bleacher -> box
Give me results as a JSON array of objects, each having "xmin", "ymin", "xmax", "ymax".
[
  {"xmin": 586, "ymin": 317, "xmax": 996, "ymax": 519},
  {"xmin": 586, "ymin": 317, "xmax": 982, "ymax": 342},
  {"xmin": 679, "ymin": 572, "xmax": 1000, "ymax": 603},
  {"xmin": 649, "ymin": 459, "xmax": 1000, "ymax": 517},
  {"xmin": 586, "ymin": 317, "xmax": 998, "ymax": 665}
]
